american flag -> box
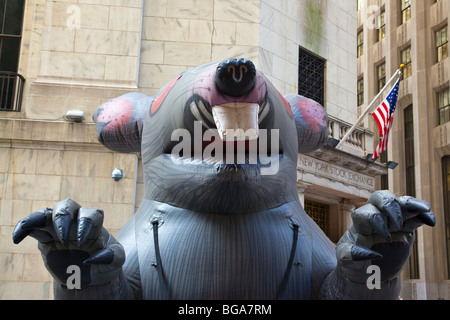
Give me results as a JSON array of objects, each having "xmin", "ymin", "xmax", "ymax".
[{"xmin": 371, "ymin": 79, "xmax": 400, "ymax": 160}]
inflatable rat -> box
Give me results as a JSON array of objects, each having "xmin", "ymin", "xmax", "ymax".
[{"xmin": 13, "ymin": 59, "xmax": 435, "ymax": 300}]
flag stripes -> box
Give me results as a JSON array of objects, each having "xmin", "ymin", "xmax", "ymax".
[{"xmin": 371, "ymin": 79, "xmax": 400, "ymax": 160}]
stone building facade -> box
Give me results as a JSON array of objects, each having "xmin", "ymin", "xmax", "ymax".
[
  {"xmin": 357, "ymin": 0, "xmax": 449, "ymax": 299},
  {"xmin": 0, "ymin": 0, "xmax": 386, "ymax": 299}
]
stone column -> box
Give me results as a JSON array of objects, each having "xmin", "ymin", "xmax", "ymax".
[
  {"xmin": 340, "ymin": 200, "xmax": 356, "ymax": 231},
  {"xmin": 297, "ymin": 181, "xmax": 310, "ymax": 207}
]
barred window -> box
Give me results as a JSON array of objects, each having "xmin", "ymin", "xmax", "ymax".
[
  {"xmin": 304, "ymin": 200, "xmax": 329, "ymax": 236},
  {"xmin": 298, "ymin": 47, "xmax": 325, "ymax": 106}
]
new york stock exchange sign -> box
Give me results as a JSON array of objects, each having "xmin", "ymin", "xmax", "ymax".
[{"xmin": 297, "ymin": 153, "xmax": 376, "ymax": 193}]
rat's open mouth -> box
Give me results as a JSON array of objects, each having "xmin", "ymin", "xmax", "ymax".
[{"xmin": 168, "ymin": 98, "xmax": 281, "ymax": 176}]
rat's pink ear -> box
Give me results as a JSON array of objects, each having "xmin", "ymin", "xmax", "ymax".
[
  {"xmin": 93, "ymin": 92, "xmax": 153, "ymax": 153},
  {"xmin": 284, "ymin": 94, "xmax": 328, "ymax": 154}
]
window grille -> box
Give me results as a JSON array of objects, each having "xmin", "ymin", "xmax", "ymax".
[
  {"xmin": 0, "ymin": 71, "xmax": 24, "ymax": 111},
  {"xmin": 298, "ymin": 47, "xmax": 325, "ymax": 107},
  {"xmin": 304, "ymin": 200, "xmax": 329, "ymax": 236}
]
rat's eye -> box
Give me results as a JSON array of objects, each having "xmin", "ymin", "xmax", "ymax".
[{"xmin": 151, "ymin": 75, "xmax": 182, "ymax": 116}]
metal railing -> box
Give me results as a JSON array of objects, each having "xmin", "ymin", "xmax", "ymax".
[{"xmin": 0, "ymin": 71, "xmax": 25, "ymax": 112}]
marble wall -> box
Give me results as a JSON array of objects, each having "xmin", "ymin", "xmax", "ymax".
[
  {"xmin": 0, "ymin": 120, "xmax": 136, "ymax": 299},
  {"xmin": 139, "ymin": 0, "xmax": 260, "ymax": 96},
  {"xmin": 259, "ymin": 0, "xmax": 358, "ymax": 123},
  {"xmin": 1, "ymin": 0, "xmax": 361, "ymax": 299}
]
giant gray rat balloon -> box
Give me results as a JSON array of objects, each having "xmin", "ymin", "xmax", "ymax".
[{"xmin": 13, "ymin": 59, "xmax": 435, "ymax": 299}]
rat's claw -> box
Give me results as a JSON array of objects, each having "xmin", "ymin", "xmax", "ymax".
[
  {"xmin": 398, "ymin": 196, "xmax": 431, "ymax": 213},
  {"xmin": 77, "ymin": 208, "xmax": 104, "ymax": 248},
  {"xmin": 83, "ymin": 248, "xmax": 114, "ymax": 265},
  {"xmin": 368, "ymin": 212, "xmax": 392, "ymax": 242},
  {"xmin": 417, "ymin": 210, "xmax": 436, "ymax": 227},
  {"xmin": 337, "ymin": 242, "xmax": 383, "ymax": 262},
  {"xmin": 397, "ymin": 196, "xmax": 436, "ymax": 232},
  {"xmin": 52, "ymin": 199, "xmax": 81, "ymax": 246},
  {"xmin": 351, "ymin": 245, "xmax": 383, "ymax": 262},
  {"xmin": 352, "ymin": 204, "xmax": 391, "ymax": 242},
  {"xmin": 368, "ymin": 191, "xmax": 403, "ymax": 231},
  {"xmin": 83, "ymin": 243, "xmax": 125, "ymax": 267},
  {"xmin": 12, "ymin": 208, "xmax": 52, "ymax": 244}
]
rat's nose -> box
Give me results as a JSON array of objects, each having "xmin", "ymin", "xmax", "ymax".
[{"xmin": 215, "ymin": 58, "xmax": 256, "ymax": 97}]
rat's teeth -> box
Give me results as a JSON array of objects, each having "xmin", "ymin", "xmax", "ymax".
[{"xmin": 212, "ymin": 103, "xmax": 260, "ymax": 141}]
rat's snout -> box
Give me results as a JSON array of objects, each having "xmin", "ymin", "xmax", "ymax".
[
  {"xmin": 215, "ymin": 58, "xmax": 256, "ymax": 97},
  {"xmin": 212, "ymin": 59, "xmax": 260, "ymax": 142}
]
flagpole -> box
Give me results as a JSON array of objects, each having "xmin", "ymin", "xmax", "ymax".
[{"xmin": 334, "ymin": 65, "xmax": 404, "ymax": 150}]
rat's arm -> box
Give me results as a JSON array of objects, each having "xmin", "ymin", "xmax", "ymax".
[
  {"xmin": 13, "ymin": 199, "xmax": 134, "ymax": 299},
  {"xmin": 93, "ymin": 92, "xmax": 153, "ymax": 153},
  {"xmin": 320, "ymin": 191, "xmax": 436, "ymax": 300}
]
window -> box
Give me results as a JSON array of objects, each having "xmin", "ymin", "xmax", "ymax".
[
  {"xmin": 380, "ymin": 151, "xmax": 388, "ymax": 190},
  {"xmin": 377, "ymin": 10, "xmax": 386, "ymax": 41},
  {"xmin": 357, "ymin": 30, "xmax": 364, "ymax": 57},
  {"xmin": 377, "ymin": 63, "xmax": 386, "ymax": 93},
  {"xmin": 404, "ymin": 105, "xmax": 419, "ymax": 279},
  {"xmin": 438, "ymin": 87, "xmax": 450, "ymax": 125},
  {"xmin": 0, "ymin": 0, "xmax": 25, "ymax": 112},
  {"xmin": 401, "ymin": 47, "xmax": 412, "ymax": 80},
  {"xmin": 357, "ymin": 78, "xmax": 364, "ymax": 106},
  {"xmin": 436, "ymin": 26, "xmax": 448, "ymax": 63},
  {"xmin": 442, "ymin": 156, "xmax": 450, "ymax": 279},
  {"xmin": 298, "ymin": 47, "xmax": 326, "ymax": 106},
  {"xmin": 404, "ymin": 105, "xmax": 415, "ymax": 198},
  {"xmin": 400, "ymin": 0, "xmax": 411, "ymax": 24},
  {"xmin": 0, "ymin": 0, "xmax": 24, "ymax": 72},
  {"xmin": 305, "ymin": 200, "xmax": 329, "ymax": 236}
]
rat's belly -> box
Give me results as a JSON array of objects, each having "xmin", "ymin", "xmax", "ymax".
[{"xmin": 131, "ymin": 199, "xmax": 313, "ymax": 300}]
